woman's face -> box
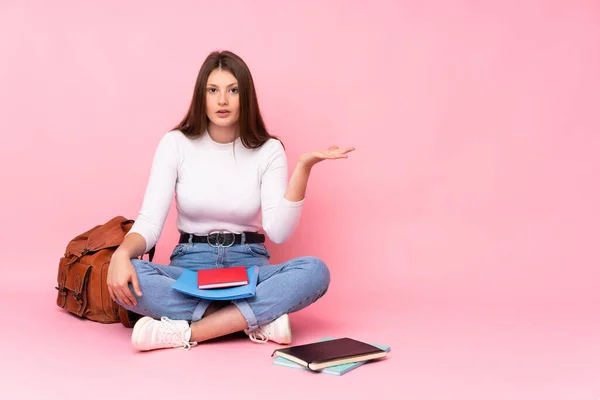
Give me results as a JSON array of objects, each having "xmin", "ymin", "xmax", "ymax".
[{"xmin": 205, "ymin": 69, "xmax": 240, "ymax": 129}]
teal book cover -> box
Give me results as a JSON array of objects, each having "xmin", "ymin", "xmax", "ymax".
[
  {"xmin": 272, "ymin": 337, "xmax": 391, "ymax": 376},
  {"xmin": 172, "ymin": 266, "xmax": 258, "ymax": 300}
]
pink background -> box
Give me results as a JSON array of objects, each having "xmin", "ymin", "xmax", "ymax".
[{"xmin": 1, "ymin": 1, "xmax": 599, "ymax": 399}]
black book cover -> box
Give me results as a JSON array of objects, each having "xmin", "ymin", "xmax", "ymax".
[{"xmin": 272, "ymin": 337, "xmax": 386, "ymax": 367}]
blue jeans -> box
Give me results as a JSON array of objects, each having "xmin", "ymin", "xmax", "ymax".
[{"xmin": 120, "ymin": 242, "xmax": 330, "ymax": 331}]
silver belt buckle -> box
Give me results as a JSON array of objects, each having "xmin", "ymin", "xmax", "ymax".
[{"xmin": 207, "ymin": 230, "xmax": 235, "ymax": 248}]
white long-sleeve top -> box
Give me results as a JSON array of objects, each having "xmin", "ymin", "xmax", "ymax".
[{"xmin": 127, "ymin": 130, "xmax": 304, "ymax": 253}]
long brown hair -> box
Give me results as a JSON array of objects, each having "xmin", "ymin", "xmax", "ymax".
[{"xmin": 172, "ymin": 50, "xmax": 282, "ymax": 149}]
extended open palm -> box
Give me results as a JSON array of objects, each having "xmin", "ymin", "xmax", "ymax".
[{"xmin": 299, "ymin": 145, "xmax": 356, "ymax": 168}]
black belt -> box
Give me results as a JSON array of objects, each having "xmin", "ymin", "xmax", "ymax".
[{"xmin": 179, "ymin": 231, "xmax": 265, "ymax": 246}]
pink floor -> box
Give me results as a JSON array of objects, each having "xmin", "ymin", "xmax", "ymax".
[{"xmin": 1, "ymin": 274, "xmax": 598, "ymax": 400}]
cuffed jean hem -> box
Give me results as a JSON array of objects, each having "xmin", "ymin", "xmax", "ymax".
[{"xmin": 232, "ymin": 299, "xmax": 259, "ymax": 331}]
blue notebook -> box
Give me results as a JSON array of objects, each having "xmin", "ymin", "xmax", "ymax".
[
  {"xmin": 172, "ymin": 266, "xmax": 259, "ymax": 300},
  {"xmin": 272, "ymin": 337, "xmax": 391, "ymax": 376}
]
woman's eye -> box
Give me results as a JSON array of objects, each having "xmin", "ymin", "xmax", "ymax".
[
  {"xmin": 230, "ymin": 88, "xmax": 238, "ymax": 94},
  {"xmin": 208, "ymin": 88, "xmax": 217, "ymax": 93}
]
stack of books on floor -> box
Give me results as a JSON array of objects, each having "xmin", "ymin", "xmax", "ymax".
[{"xmin": 271, "ymin": 337, "xmax": 391, "ymax": 376}]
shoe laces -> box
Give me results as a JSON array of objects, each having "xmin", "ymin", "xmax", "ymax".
[
  {"xmin": 247, "ymin": 326, "xmax": 270, "ymax": 344},
  {"xmin": 156, "ymin": 317, "xmax": 196, "ymax": 350}
]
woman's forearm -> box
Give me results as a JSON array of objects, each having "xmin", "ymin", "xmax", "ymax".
[
  {"xmin": 113, "ymin": 232, "xmax": 147, "ymax": 260},
  {"xmin": 284, "ymin": 161, "xmax": 313, "ymax": 202}
]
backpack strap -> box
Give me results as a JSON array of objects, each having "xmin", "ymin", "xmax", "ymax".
[{"xmin": 148, "ymin": 246, "xmax": 155, "ymax": 263}]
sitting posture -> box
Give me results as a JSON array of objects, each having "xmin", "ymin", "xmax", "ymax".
[{"xmin": 107, "ymin": 50, "xmax": 354, "ymax": 351}]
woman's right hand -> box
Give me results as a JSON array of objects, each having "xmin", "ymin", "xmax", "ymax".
[{"xmin": 107, "ymin": 253, "xmax": 142, "ymax": 307}]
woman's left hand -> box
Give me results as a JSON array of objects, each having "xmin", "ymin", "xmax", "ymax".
[{"xmin": 298, "ymin": 145, "xmax": 355, "ymax": 169}]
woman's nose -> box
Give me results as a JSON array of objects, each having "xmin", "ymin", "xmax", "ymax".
[{"xmin": 218, "ymin": 93, "xmax": 228, "ymax": 105}]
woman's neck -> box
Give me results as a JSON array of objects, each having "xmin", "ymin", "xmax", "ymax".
[{"xmin": 207, "ymin": 122, "xmax": 238, "ymax": 144}]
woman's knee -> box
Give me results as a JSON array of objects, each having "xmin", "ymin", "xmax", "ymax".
[{"xmin": 301, "ymin": 256, "xmax": 331, "ymax": 288}]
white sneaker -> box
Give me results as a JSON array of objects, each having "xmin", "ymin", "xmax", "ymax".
[
  {"xmin": 244, "ymin": 314, "xmax": 292, "ymax": 344},
  {"xmin": 131, "ymin": 316, "xmax": 197, "ymax": 351}
]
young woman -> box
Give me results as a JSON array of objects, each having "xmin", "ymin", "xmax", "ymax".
[{"xmin": 107, "ymin": 50, "xmax": 354, "ymax": 351}]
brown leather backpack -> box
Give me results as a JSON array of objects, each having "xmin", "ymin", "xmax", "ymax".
[{"xmin": 55, "ymin": 215, "xmax": 155, "ymax": 327}]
